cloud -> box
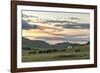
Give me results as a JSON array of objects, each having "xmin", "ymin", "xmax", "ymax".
[
  {"xmin": 45, "ymin": 20, "xmax": 77, "ymax": 23},
  {"xmin": 34, "ymin": 35, "xmax": 89, "ymax": 41},
  {"xmin": 22, "ymin": 11, "xmax": 90, "ymax": 44},
  {"xmin": 22, "ymin": 14, "xmax": 38, "ymax": 18},
  {"xmin": 25, "ymin": 35, "xmax": 89, "ymax": 44},
  {"xmin": 22, "ymin": 20, "xmax": 38, "ymax": 29},
  {"xmin": 55, "ymin": 23, "xmax": 89, "ymax": 29}
]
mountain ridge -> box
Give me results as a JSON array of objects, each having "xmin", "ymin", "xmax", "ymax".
[{"xmin": 22, "ymin": 37, "xmax": 88, "ymax": 50}]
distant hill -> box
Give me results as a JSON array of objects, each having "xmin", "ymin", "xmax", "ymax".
[
  {"xmin": 22, "ymin": 37, "xmax": 50, "ymax": 48},
  {"xmin": 22, "ymin": 37, "xmax": 89, "ymax": 50}
]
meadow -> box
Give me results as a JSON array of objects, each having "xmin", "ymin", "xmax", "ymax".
[{"xmin": 22, "ymin": 45, "xmax": 90, "ymax": 62}]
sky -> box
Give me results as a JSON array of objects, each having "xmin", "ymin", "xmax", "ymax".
[{"xmin": 22, "ymin": 10, "xmax": 90, "ymax": 44}]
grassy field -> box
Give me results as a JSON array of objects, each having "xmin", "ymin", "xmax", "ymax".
[{"xmin": 22, "ymin": 45, "xmax": 90, "ymax": 62}]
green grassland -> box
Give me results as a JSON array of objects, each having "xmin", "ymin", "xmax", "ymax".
[{"xmin": 22, "ymin": 45, "xmax": 90, "ymax": 62}]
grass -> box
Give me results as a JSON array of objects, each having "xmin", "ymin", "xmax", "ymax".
[{"xmin": 22, "ymin": 45, "xmax": 90, "ymax": 62}]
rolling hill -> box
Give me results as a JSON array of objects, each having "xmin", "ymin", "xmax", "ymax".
[{"xmin": 22, "ymin": 37, "xmax": 89, "ymax": 50}]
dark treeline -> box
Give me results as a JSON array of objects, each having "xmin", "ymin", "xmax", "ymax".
[{"xmin": 28, "ymin": 49, "xmax": 66, "ymax": 54}]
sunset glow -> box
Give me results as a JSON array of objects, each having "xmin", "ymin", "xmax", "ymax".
[{"xmin": 22, "ymin": 10, "xmax": 90, "ymax": 44}]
